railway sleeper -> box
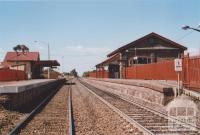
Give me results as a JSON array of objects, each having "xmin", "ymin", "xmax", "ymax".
[
  {"xmin": 131, "ymin": 117, "xmax": 168, "ymax": 122},
  {"xmin": 122, "ymin": 110, "xmax": 154, "ymax": 114},
  {"xmin": 129, "ymin": 115, "xmax": 163, "ymax": 118},
  {"xmin": 146, "ymin": 125, "xmax": 189, "ymax": 130},
  {"xmin": 142, "ymin": 122, "xmax": 181, "ymax": 126},
  {"xmin": 152, "ymin": 129, "xmax": 199, "ymax": 135},
  {"xmin": 120, "ymin": 109, "xmax": 152, "ymax": 115}
]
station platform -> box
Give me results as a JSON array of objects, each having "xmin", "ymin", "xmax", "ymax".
[
  {"xmin": 88, "ymin": 78, "xmax": 200, "ymax": 99},
  {"xmin": 0, "ymin": 79, "xmax": 65, "ymax": 110},
  {"xmin": 88, "ymin": 78, "xmax": 180, "ymax": 93},
  {"xmin": 83, "ymin": 78, "xmax": 183, "ymax": 113},
  {"xmin": 85, "ymin": 78, "xmax": 200, "ymax": 111},
  {"xmin": 0, "ymin": 79, "xmax": 55, "ymax": 94}
]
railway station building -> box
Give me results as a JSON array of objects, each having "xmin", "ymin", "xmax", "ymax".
[
  {"xmin": 0, "ymin": 50, "xmax": 60, "ymax": 80},
  {"xmin": 96, "ymin": 32, "xmax": 187, "ymax": 79}
]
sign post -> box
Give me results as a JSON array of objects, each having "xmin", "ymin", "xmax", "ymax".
[{"xmin": 174, "ymin": 59, "xmax": 182, "ymax": 96}]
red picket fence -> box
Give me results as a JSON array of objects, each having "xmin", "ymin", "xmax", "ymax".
[
  {"xmin": 88, "ymin": 70, "xmax": 109, "ymax": 78},
  {"xmin": 88, "ymin": 55, "xmax": 200, "ymax": 90},
  {"xmin": 88, "ymin": 71, "xmax": 96, "ymax": 78},
  {"xmin": 0, "ymin": 69, "xmax": 25, "ymax": 81},
  {"xmin": 96, "ymin": 70, "xmax": 109, "ymax": 78},
  {"xmin": 122, "ymin": 60, "xmax": 179, "ymax": 80},
  {"xmin": 182, "ymin": 55, "xmax": 200, "ymax": 90}
]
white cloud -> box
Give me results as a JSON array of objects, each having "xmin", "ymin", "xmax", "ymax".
[
  {"xmin": 38, "ymin": 46, "xmax": 45, "ymax": 50},
  {"xmin": 50, "ymin": 45, "xmax": 114, "ymax": 75},
  {"xmin": 0, "ymin": 48, "xmax": 4, "ymax": 53},
  {"xmin": 0, "ymin": 48, "xmax": 5, "ymax": 61},
  {"xmin": 63, "ymin": 45, "xmax": 113, "ymax": 56},
  {"xmin": 31, "ymin": 45, "xmax": 45, "ymax": 52},
  {"xmin": 185, "ymin": 47, "xmax": 200, "ymax": 56}
]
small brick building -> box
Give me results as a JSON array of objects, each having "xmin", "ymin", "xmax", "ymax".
[
  {"xmin": 1, "ymin": 51, "xmax": 60, "ymax": 79},
  {"xmin": 96, "ymin": 32, "xmax": 187, "ymax": 78}
]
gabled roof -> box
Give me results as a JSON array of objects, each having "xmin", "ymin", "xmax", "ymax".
[
  {"xmin": 107, "ymin": 32, "xmax": 187, "ymax": 57},
  {"xmin": 96, "ymin": 53, "xmax": 120, "ymax": 67},
  {"xmin": 4, "ymin": 52, "xmax": 40, "ymax": 62},
  {"xmin": 0, "ymin": 62, "xmax": 10, "ymax": 69}
]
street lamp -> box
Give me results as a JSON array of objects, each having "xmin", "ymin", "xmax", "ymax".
[
  {"xmin": 61, "ymin": 55, "xmax": 64, "ymax": 73},
  {"xmin": 182, "ymin": 25, "xmax": 200, "ymax": 55},
  {"xmin": 182, "ymin": 25, "xmax": 200, "ymax": 32},
  {"xmin": 34, "ymin": 41, "xmax": 50, "ymax": 79}
]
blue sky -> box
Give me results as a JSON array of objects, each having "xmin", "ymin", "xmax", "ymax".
[{"xmin": 0, "ymin": 0, "xmax": 200, "ymax": 74}]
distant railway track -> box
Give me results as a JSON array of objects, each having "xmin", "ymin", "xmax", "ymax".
[
  {"xmin": 8, "ymin": 80, "xmax": 74, "ymax": 135},
  {"xmin": 79, "ymin": 79, "xmax": 200, "ymax": 135},
  {"xmin": 68, "ymin": 80, "xmax": 75, "ymax": 135}
]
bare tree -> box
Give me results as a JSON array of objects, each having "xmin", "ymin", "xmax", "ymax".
[{"xmin": 13, "ymin": 44, "xmax": 29, "ymax": 54}]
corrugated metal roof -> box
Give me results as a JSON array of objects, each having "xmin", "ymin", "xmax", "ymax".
[{"xmin": 107, "ymin": 32, "xmax": 187, "ymax": 57}]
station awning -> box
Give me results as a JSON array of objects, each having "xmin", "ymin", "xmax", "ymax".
[
  {"xmin": 96, "ymin": 53, "xmax": 120, "ymax": 68},
  {"xmin": 34, "ymin": 60, "xmax": 60, "ymax": 67}
]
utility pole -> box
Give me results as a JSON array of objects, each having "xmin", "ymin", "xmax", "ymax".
[
  {"xmin": 47, "ymin": 43, "xmax": 50, "ymax": 79},
  {"xmin": 34, "ymin": 41, "xmax": 51, "ymax": 79}
]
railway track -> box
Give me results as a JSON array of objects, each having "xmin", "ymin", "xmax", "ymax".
[
  {"xmin": 8, "ymin": 80, "xmax": 74, "ymax": 135},
  {"xmin": 72, "ymin": 79, "xmax": 143, "ymax": 134},
  {"xmin": 79, "ymin": 79, "xmax": 200, "ymax": 135}
]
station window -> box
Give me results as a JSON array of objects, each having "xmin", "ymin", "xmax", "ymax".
[{"xmin": 130, "ymin": 57, "xmax": 151, "ymax": 65}]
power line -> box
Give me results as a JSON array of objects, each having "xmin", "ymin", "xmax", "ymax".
[{"xmin": 177, "ymin": 31, "xmax": 194, "ymax": 41}]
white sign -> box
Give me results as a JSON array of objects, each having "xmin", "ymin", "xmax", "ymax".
[{"xmin": 174, "ymin": 59, "xmax": 182, "ymax": 72}]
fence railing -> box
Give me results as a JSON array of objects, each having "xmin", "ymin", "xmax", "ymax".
[
  {"xmin": 88, "ymin": 71, "xmax": 96, "ymax": 78},
  {"xmin": 122, "ymin": 60, "xmax": 179, "ymax": 80},
  {"xmin": 182, "ymin": 55, "xmax": 200, "ymax": 90},
  {"xmin": 88, "ymin": 70, "xmax": 109, "ymax": 78},
  {"xmin": 0, "ymin": 69, "xmax": 25, "ymax": 81},
  {"xmin": 88, "ymin": 55, "xmax": 200, "ymax": 90}
]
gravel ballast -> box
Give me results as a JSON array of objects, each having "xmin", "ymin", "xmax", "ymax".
[{"xmin": 72, "ymin": 80, "xmax": 143, "ymax": 135}]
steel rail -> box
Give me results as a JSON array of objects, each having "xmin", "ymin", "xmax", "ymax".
[
  {"xmin": 78, "ymin": 79, "xmax": 153, "ymax": 135},
  {"xmin": 8, "ymin": 84, "xmax": 63, "ymax": 135},
  {"xmin": 113, "ymin": 89, "xmax": 200, "ymax": 131},
  {"xmin": 79, "ymin": 79, "xmax": 200, "ymax": 135},
  {"xmin": 68, "ymin": 80, "xmax": 75, "ymax": 135},
  {"xmin": 84, "ymin": 78, "xmax": 200, "ymax": 131}
]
